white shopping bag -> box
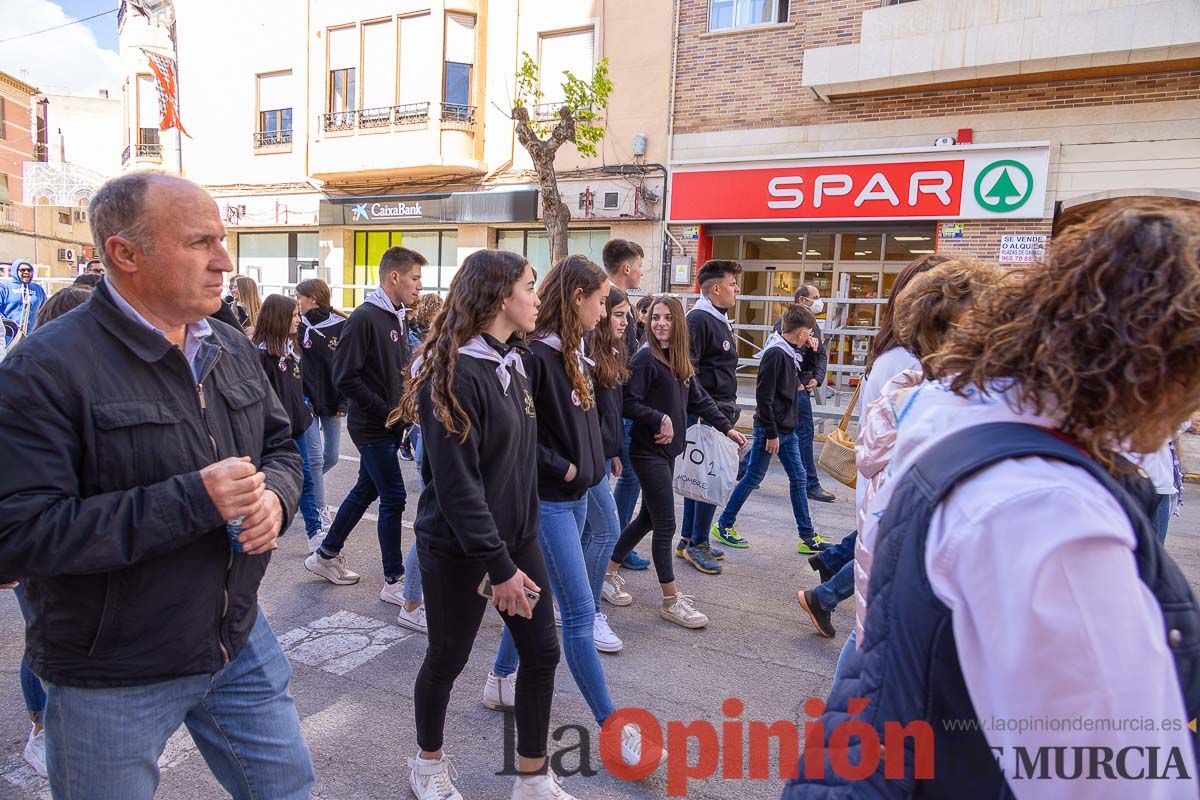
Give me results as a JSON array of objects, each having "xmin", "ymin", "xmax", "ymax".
[{"xmin": 673, "ymin": 422, "xmax": 740, "ymax": 505}]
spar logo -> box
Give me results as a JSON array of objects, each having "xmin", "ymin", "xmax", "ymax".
[{"xmin": 974, "ymin": 160, "xmax": 1034, "ymax": 213}]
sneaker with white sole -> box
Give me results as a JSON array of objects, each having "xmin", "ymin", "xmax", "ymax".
[
  {"xmin": 23, "ymin": 724, "xmax": 45, "ymax": 778},
  {"xmin": 511, "ymin": 772, "xmax": 577, "ymax": 800},
  {"xmin": 661, "ymin": 593, "xmax": 708, "ymax": 629},
  {"xmin": 317, "ymin": 505, "xmax": 333, "ymax": 530},
  {"xmin": 619, "ymin": 723, "xmax": 665, "ymax": 769},
  {"xmin": 601, "ymin": 571, "xmax": 633, "ymax": 606},
  {"xmin": 593, "ymin": 612, "xmax": 623, "ymax": 653},
  {"xmin": 380, "ymin": 579, "xmax": 405, "ymax": 606},
  {"xmin": 306, "ymin": 532, "xmax": 324, "ymax": 554},
  {"xmin": 408, "ymin": 753, "xmax": 462, "ymax": 800},
  {"xmin": 483, "ymin": 670, "xmax": 516, "ymax": 710},
  {"xmin": 304, "ymin": 551, "xmax": 361, "ymax": 585},
  {"xmin": 397, "ymin": 604, "xmax": 427, "ymax": 634}
]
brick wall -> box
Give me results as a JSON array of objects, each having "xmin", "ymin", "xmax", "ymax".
[
  {"xmin": 935, "ymin": 219, "xmax": 1054, "ymax": 263},
  {"xmin": 673, "ymin": 0, "xmax": 1200, "ymax": 135}
]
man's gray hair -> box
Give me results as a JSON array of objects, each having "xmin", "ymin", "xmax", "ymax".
[{"xmin": 89, "ymin": 171, "xmax": 167, "ymax": 268}]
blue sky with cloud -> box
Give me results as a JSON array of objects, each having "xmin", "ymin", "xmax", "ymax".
[{"xmin": 0, "ymin": 0, "xmax": 121, "ymax": 95}]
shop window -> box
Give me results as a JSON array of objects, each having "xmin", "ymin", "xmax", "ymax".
[
  {"xmin": 709, "ymin": 0, "xmax": 788, "ymax": 32},
  {"xmin": 804, "ymin": 233, "xmax": 834, "ymax": 260},
  {"xmin": 884, "ymin": 231, "xmax": 936, "ymax": 261},
  {"xmin": 742, "ymin": 235, "xmax": 802, "ymax": 261},
  {"xmin": 711, "ymin": 235, "xmax": 739, "ymax": 259},
  {"xmin": 839, "ymin": 234, "xmax": 883, "ymax": 261}
]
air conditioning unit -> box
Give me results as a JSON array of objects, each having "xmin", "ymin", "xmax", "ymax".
[
  {"xmin": 57, "ymin": 248, "xmax": 76, "ymax": 262},
  {"xmin": 74, "ymin": 209, "xmax": 88, "ymax": 222}
]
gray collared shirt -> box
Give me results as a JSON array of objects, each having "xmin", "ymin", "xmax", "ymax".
[{"xmin": 104, "ymin": 278, "xmax": 213, "ymax": 381}]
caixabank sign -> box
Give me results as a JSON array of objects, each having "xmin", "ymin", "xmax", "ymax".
[{"xmin": 668, "ymin": 143, "xmax": 1050, "ymax": 223}]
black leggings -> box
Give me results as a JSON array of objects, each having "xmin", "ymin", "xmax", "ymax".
[
  {"xmin": 610, "ymin": 450, "xmax": 676, "ymax": 585},
  {"xmin": 414, "ymin": 536, "xmax": 560, "ymax": 759}
]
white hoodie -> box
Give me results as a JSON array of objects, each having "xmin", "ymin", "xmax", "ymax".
[{"xmin": 861, "ymin": 380, "xmax": 1195, "ymax": 798}]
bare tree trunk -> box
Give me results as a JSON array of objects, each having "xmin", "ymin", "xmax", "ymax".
[{"xmin": 514, "ymin": 105, "xmax": 576, "ymax": 265}]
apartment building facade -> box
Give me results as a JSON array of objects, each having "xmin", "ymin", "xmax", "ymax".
[
  {"xmin": 119, "ymin": 0, "xmax": 672, "ymax": 305},
  {"xmin": 667, "ymin": 0, "xmax": 1200, "ymax": 385}
]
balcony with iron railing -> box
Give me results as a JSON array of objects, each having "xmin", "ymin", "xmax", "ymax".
[
  {"xmin": 322, "ymin": 110, "xmax": 356, "ymax": 132},
  {"xmin": 802, "ymin": 0, "xmax": 1200, "ymax": 100},
  {"xmin": 439, "ymin": 103, "xmax": 476, "ymax": 126},
  {"xmin": 0, "ymin": 204, "xmax": 22, "ymax": 231},
  {"xmin": 254, "ymin": 129, "xmax": 293, "ymax": 149},
  {"xmin": 33, "ymin": 143, "xmax": 48, "ymax": 163},
  {"xmin": 135, "ymin": 128, "xmax": 162, "ymax": 161}
]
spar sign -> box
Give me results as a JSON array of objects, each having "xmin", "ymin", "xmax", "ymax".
[{"xmin": 669, "ymin": 145, "xmax": 1050, "ymax": 223}]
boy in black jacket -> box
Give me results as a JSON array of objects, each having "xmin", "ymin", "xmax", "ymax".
[
  {"xmin": 305, "ymin": 247, "xmax": 425, "ymax": 605},
  {"xmin": 678, "ymin": 259, "xmax": 742, "ymax": 574},
  {"xmin": 714, "ymin": 306, "xmax": 827, "ymax": 553}
]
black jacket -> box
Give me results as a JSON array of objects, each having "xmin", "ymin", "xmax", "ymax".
[
  {"xmin": 0, "ymin": 283, "xmax": 301, "ymax": 688},
  {"xmin": 415, "ymin": 335, "xmax": 539, "ymax": 585},
  {"xmin": 300, "ymin": 309, "xmax": 348, "ymax": 417},
  {"xmin": 687, "ymin": 305, "xmax": 739, "ymax": 408},
  {"xmin": 755, "ymin": 345, "xmax": 801, "ymax": 438},
  {"xmin": 623, "ymin": 347, "xmax": 731, "ymax": 460},
  {"xmin": 525, "ymin": 340, "xmax": 605, "ymax": 501},
  {"xmin": 335, "ymin": 303, "xmax": 409, "ymax": 446},
  {"xmin": 595, "ymin": 380, "xmax": 624, "ymax": 460},
  {"xmin": 623, "ymin": 308, "xmax": 640, "ymax": 360},
  {"xmin": 259, "ymin": 347, "xmax": 313, "ymax": 439},
  {"xmin": 773, "ymin": 318, "xmax": 828, "ymax": 388}
]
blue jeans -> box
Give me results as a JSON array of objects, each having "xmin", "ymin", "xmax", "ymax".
[
  {"xmin": 294, "ymin": 430, "xmax": 321, "ymax": 537},
  {"xmin": 819, "ymin": 531, "xmax": 857, "ymax": 572},
  {"xmin": 795, "ymin": 390, "xmax": 821, "ymax": 492},
  {"xmin": 320, "ymin": 439, "xmax": 407, "ymax": 579},
  {"xmin": 834, "ymin": 629, "xmax": 857, "ymax": 682},
  {"xmin": 1154, "ymin": 494, "xmax": 1172, "ymax": 545},
  {"xmin": 718, "ymin": 424, "xmax": 815, "ymax": 541},
  {"xmin": 495, "ymin": 497, "xmax": 616, "ymax": 726},
  {"xmin": 13, "ymin": 584, "xmax": 45, "ymax": 722},
  {"xmin": 43, "ymin": 610, "xmax": 313, "ymax": 800},
  {"xmin": 581, "ymin": 477, "xmax": 621, "ymax": 611},
  {"xmin": 613, "ymin": 419, "xmax": 641, "ymax": 531},
  {"xmin": 814, "ymin": 558, "xmax": 855, "ymax": 612},
  {"xmin": 402, "ymin": 427, "xmax": 426, "ymax": 605},
  {"xmin": 302, "ymin": 415, "xmax": 341, "ymax": 512}
]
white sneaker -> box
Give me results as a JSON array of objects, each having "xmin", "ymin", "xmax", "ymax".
[
  {"xmin": 483, "ymin": 670, "xmax": 516, "ymax": 710},
  {"xmin": 303, "ymin": 551, "xmax": 361, "ymax": 585},
  {"xmin": 661, "ymin": 593, "xmax": 707, "ymax": 629},
  {"xmin": 317, "ymin": 505, "xmax": 333, "ymax": 530},
  {"xmin": 593, "ymin": 613, "xmax": 623, "ymax": 653},
  {"xmin": 511, "ymin": 772, "xmax": 577, "ymax": 800},
  {"xmin": 380, "ymin": 579, "xmax": 406, "ymax": 606},
  {"xmin": 306, "ymin": 532, "xmax": 324, "ymax": 554},
  {"xmin": 553, "ymin": 603, "xmax": 562, "ymax": 627},
  {"xmin": 408, "ymin": 753, "xmax": 462, "ymax": 800},
  {"xmin": 397, "ymin": 604, "xmax": 427, "ymax": 634},
  {"xmin": 22, "ymin": 724, "xmax": 45, "ymax": 778},
  {"xmin": 601, "ymin": 572, "xmax": 633, "ymax": 607},
  {"xmin": 619, "ymin": 723, "xmax": 664, "ymax": 769}
]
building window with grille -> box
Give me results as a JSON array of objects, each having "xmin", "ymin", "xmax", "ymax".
[
  {"xmin": 256, "ymin": 71, "xmax": 293, "ymax": 148},
  {"xmin": 708, "ymin": 0, "xmax": 788, "ymax": 32},
  {"xmin": 326, "ymin": 25, "xmax": 357, "ymax": 131},
  {"xmin": 442, "ymin": 13, "xmax": 475, "ymax": 124}
]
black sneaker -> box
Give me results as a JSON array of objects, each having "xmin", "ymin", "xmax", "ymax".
[
  {"xmin": 807, "ymin": 486, "xmax": 836, "ymax": 503},
  {"xmin": 398, "ymin": 442, "xmax": 415, "ymax": 462},
  {"xmin": 808, "ymin": 554, "xmax": 834, "ymax": 584},
  {"xmin": 796, "ymin": 589, "xmax": 836, "ymax": 638}
]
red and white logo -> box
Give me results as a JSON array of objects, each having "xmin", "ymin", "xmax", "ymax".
[
  {"xmin": 390, "ymin": 329, "xmax": 399, "ymax": 343},
  {"xmin": 723, "ymin": 340, "xmax": 730, "ymax": 351},
  {"xmin": 570, "ymin": 390, "xmax": 581, "ymax": 407},
  {"xmin": 303, "ymin": 339, "xmax": 312, "ymax": 349}
]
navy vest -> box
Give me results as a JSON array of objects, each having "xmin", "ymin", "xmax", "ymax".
[{"xmin": 784, "ymin": 423, "xmax": 1200, "ymax": 798}]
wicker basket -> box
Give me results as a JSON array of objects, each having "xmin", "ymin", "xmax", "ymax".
[{"xmin": 817, "ymin": 383, "xmax": 861, "ymax": 489}]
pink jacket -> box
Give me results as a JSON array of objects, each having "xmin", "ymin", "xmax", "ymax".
[{"xmin": 853, "ymin": 369, "xmax": 923, "ymax": 646}]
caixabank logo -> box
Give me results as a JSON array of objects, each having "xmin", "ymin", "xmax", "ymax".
[{"xmin": 669, "ymin": 145, "xmax": 1049, "ymax": 223}]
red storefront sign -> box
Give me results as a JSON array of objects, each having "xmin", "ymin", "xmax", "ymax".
[{"xmin": 670, "ymin": 160, "xmax": 967, "ymax": 222}]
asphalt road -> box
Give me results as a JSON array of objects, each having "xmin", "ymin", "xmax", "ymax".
[{"xmin": 2, "ymin": 429, "xmax": 1198, "ymax": 799}]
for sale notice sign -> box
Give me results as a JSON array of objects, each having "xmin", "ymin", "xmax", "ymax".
[{"xmin": 998, "ymin": 234, "xmax": 1048, "ymax": 264}]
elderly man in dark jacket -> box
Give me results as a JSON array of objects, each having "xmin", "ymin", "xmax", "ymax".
[{"xmin": 0, "ymin": 172, "xmax": 313, "ymax": 800}]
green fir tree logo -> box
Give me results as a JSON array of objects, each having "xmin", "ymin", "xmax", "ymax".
[{"xmin": 974, "ymin": 160, "xmax": 1034, "ymax": 213}]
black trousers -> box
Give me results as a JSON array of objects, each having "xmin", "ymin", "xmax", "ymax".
[
  {"xmin": 611, "ymin": 450, "xmax": 677, "ymax": 585},
  {"xmin": 414, "ymin": 536, "xmax": 560, "ymax": 759}
]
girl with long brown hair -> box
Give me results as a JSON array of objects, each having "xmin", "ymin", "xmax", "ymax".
[
  {"xmin": 485, "ymin": 255, "xmax": 649, "ymax": 769},
  {"xmin": 797, "ymin": 200, "xmax": 1200, "ymax": 795},
  {"xmin": 294, "ymin": 278, "xmax": 347, "ymax": 547},
  {"xmin": 401, "ymin": 249, "xmax": 583, "ymax": 800},
  {"xmin": 605, "ymin": 295, "xmax": 746, "ymax": 630},
  {"xmin": 233, "ymin": 275, "xmax": 261, "ymax": 335},
  {"xmin": 250, "ymin": 294, "xmax": 322, "ymax": 544}
]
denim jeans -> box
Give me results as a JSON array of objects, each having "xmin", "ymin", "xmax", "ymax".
[
  {"xmin": 301, "ymin": 416, "xmax": 340, "ymax": 512},
  {"xmin": 795, "ymin": 390, "xmax": 822, "ymax": 492},
  {"xmin": 293, "ymin": 430, "xmax": 321, "ymax": 538},
  {"xmin": 717, "ymin": 424, "xmax": 815, "ymax": 541},
  {"xmin": 581, "ymin": 477, "xmax": 622, "ymax": 611},
  {"xmin": 13, "ymin": 584, "xmax": 45, "ymax": 722},
  {"xmin": 320, "ymin": 439, "xmax": 407, "ymax": 579},
  {"xmin": 495, "ymin": 497, "xmax": 616, "ymax": 726},
  {"xmin": 43, "ymin": 610, "xmax": 313, "ymax": 800},
  {"xmin": 1154, "ymin": 493, "xmax": 1172, "ymax": 545},
  {"xmin": 819, "ymin": 531, "xmax": 857, "ymax": 572},
  {"xmin": 814, "ymin": 558, "xmax": 855, "ymax": 612},
  {"xmin": 401, "ymin": 427, "xmax": 426, "ymax": 605},
  {"xmin": 613, "ymin": 419, "xmax": 641, "ymax": 531},
  {"xmin": 833, "ymin": 629, "xmax": 857, "ymax": 683}
]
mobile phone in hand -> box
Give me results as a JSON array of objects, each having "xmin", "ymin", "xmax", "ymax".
[{"xmin": 477, "ymin": 576, "xmax": 541, "ymax": 618}]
